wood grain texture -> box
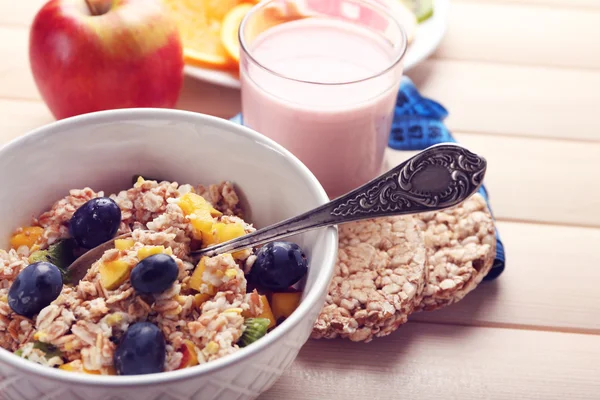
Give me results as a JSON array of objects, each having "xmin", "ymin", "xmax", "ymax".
[
  {"xmin": 435, "ymin": 2, "xmax": 600, "ymax": 69},
  {"xmin": 406, "ymin": 59, "xmax": 600, "ymax": 141},
  {"xmin": 0, "ymin": 26, "xmax": 38, "ymax": 102},
  {"xmin": 0, "ymin": 99, "xmax": 53, "ymax": 142},
  {"xmin": 0, "ymin": 0, "xmax": 42, "ymax": 27},
  {"xmin": 386, "ymin": 132, "xmax": 600, "ymax": 227},
  {"xmin": 261, "ymin": 322, "xmax": 600, "ymax": 400},
  {"xmin": 457, "ymin": 0, "xmax": 600, "ymax": 9},
  {"xmin": 411, "ymin": 221, "xmax": 600, "ymax": 333}
]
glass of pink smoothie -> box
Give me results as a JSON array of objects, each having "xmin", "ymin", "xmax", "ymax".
[{"xmin": 239, "ymin": 0, "xmax": 408, "ymax": 199}]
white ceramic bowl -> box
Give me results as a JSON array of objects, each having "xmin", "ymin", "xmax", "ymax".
[{"xmin": 0, "ymin": 109, "xmax": 338, "ymax": 400}]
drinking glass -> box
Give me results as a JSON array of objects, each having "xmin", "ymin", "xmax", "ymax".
[{"xmin": 239, "ymin": 0, "xmax": 407, "ymax": 199}]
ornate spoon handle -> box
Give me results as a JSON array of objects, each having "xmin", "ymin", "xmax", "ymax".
[{"xmin": 193, "ymin": 143, "xmax": 487, "ymax": 258}]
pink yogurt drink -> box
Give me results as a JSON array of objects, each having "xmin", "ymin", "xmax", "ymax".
[{"xmin": 239, "ymin": 0, "xmax": 407, "ymax": 199}]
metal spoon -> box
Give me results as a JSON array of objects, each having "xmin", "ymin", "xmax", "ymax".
[{"xmin": 66, "ymin": 143, "xmax": 486, "ymax": 284}]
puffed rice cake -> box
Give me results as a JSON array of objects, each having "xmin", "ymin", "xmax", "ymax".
[
  {"xmin": 311, "ymin": 216, "xmax": 427, "ymax": 343},
  {"xmin": 414, "ymin": 193, "xmax": 497, "ymax": 312}
]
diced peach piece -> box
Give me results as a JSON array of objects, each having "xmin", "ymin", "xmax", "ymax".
[
  {"xmin": 99, "ymin": 259, "xmax": 131, "ymax": 290},
  {"xmin": 194, "ymin": 293, "xmax": 212, "ymax": 308},
  {"xmin": 188, "ymin": 257, "xmax": 215, "ymax": 294},
  {"xmin": 189, "ymin": 211, "xmax": 214, "ymax": 242},
  {"xmin": 137, "ymin": 245, "xmax": 171, "ymax": 260},
  {"xmin": 60, "ymin": 361, "xmax": 103, "ymax": 375},
  {"xmin": 214, "ymin": 223, "xmax": 245, "ymax": 242},
  {"xmin": 59, "ymin": 361, "xmax": 80, "ymax": 372},
  {"xmin": 244, "ymin": 295, "xmax": 276, "ymax": 329},
  {"xmin": 178, "ymin": 193, "xmax": 222, "ymax": 218},
  {"xmin": 115, "ymin": 238, "xmax": 135, "ymax": 251},
  {"xmin": 271, "ymin": 292, "xmax": 302, "ymax": 320},
  {"xmin": 178, "ymin": 340, "xmax": 199, "ymax": 369},
  {"xmin": 213, "ymin": 223, "xmax": 247, "ymax": 259},
  {"xmin": 10, "ymin": 226, "xmax": 44, "ymax": 249}
]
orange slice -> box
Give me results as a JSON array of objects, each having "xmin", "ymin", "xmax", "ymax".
[
  {"xmin": 163, "ymin": 0, "xmax": 235, "ymax": 68},
  {"xmin": 221, "ymin": 3, "xmax": 255, "ymax": 62},
  {"xmin": 204, "ymin": 0, "xmax": 243, "ymax": 20}
]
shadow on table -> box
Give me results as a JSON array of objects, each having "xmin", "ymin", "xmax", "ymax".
[
  {"xmin": 405, "ymin": 60, "xmax": 437, "ymax": 88},
  {"xmin": 409, "ymin": 278, "xmax": 502, "ymax": 326},
  {"xmin": 295, "ymin": 278, "xmax": 501, "ymax": 368}
]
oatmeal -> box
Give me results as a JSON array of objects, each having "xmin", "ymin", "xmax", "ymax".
[{"xmin": 1, "ymin": 177, "xmax": 308, "ymax": 375}]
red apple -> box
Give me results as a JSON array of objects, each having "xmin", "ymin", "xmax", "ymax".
[{"xmin": 29, "ymin": 0, "xmax": 184, "ymax": 120}]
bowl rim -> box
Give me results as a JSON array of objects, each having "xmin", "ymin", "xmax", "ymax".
[{"xmin": 0, "ymin": 108, "xmax": 338, "ymax": 386}]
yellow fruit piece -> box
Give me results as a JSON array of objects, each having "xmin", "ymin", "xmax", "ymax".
[
  {"xmin": 10, "ymin": 226, "xmax": 44, "ymax": 249},
  {"xmin": 83, "ymin": 368, "xmax": 102, "ymax": 375},
  {"xmin": 188, "ymin": 257, "xmax": 215, "ymax": 294},
  {"xmin": 189, "ymin": 211, "xmax": 215, "ymax": 242},
  {"xmin": 225, "ymin": 269, "xmax": 238, "ymax": 279},
  {"xmin": 178, "ymin": 193, "xmax": 221, "ymax": 217},
  {"xmin": 60, "ymin": 361, "xmax": 102, "ymax": 375},
  {"xmin": 175, "ymin": 295, "xmax": 188, "ymax": 305},
  {"xmin": 205, "ymin": 0, "xmax": 243, "ymax": 20},
  {"xmin": 137, "ymin": 246, "xmax": 167, "ymax": 260},
  {"xmin": 214, "ymin": 223, "xmax": 246, "ymax": 243},
  {"xmin": 99, "ymin": 259, "xmax": 131, "ymax": 290},
  {"xmin": 244, "ymin": 295, "xmax": 275, "ymax": 329},
  {"xmin": 105, "ymin": 313, "xmax": 123, "ymax": 326},
  {"xmin": 115, "ymin": 239, "xmax": 135, "ymax": 251},
  {"xmin": 178, "ymin": 340, "xmax": 199, "ymax": 369},
  {"xmin": 206, "ymin": 222, "xmax": 247, "ymax": 258},
  {"xmin": 271, "ymin": 292, "xmax": 302, "ymax": 320},
  {"xmin": 205, "ymin": 341, "xmax": 219, "ymax": 355},
  {"xmin": 59, "ymin": 361, "xmax": 80, "ymax": 372},
  {"xmin": 221, "ymin": 3, "xmax": 254, "ymax": 62},
  {"xmin": 194, "ymin": 293, "xmax": 212, "ymax": 308}
]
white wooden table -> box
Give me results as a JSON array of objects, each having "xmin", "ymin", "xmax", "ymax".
[{"xmin": 2, "ymin": 1, "xmax": 600, "ymax": 398}]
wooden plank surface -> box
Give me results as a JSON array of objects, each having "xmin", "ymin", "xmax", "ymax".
[
  {"xmin": 387, "ymin": 132, "xmax": 600, "ymax": 227},
  {"xmin": 406, "ymin": 59, "xmax": 600, "ymax": 142},
  {"xmin": 412, "ymin": 221, "xmax": 600, "ymax": 333},
  {"xmin": 262, "ymin": 322, "xmax": 600, "ymax": 400},
  {"xmin": 458, "ymin": 0, "xmax": 600, "ymax": 9},
  {"xmin": 435, "ymin": 2, "xmax": 600, "ymax": 69},
  {"xmin": 0, "ymin": 1, "xmax": 42, "ymax": 27}
]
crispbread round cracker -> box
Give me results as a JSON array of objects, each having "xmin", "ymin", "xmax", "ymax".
[
  {"xmin": 311, "ymin": 216, "xmax": 427, "ymax": 342},
  {"xmin": 414, "ymin": 193, "xmax": 497, "ymax": 312}
]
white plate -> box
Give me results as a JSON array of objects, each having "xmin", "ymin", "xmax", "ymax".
[{"xmin": 184, "ymin": 0, "xmax": 450, "ymax": 89}]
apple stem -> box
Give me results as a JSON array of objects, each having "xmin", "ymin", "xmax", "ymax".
[{"xmin": 84, "ymin": 0, "xmax": 111, "ymax": 16}]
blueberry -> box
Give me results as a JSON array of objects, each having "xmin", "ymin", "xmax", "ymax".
[
  {"xmin": 130, "ymin": 254, "xmax": 178, "ymax": 294},
  {"xmin": 114, "ymin": 322, "xmax": 166, "ymax": 375},
  {"xmin": 8, "ymin": 262, "xmax": 63, "ymax": 318},
  {"xmin": 69, "ymin": 197, "xmax": 121, "ymax": 249},
  {"xmin": 249, "ymin": 241, "xmax": 308, "ymax": 291}
]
